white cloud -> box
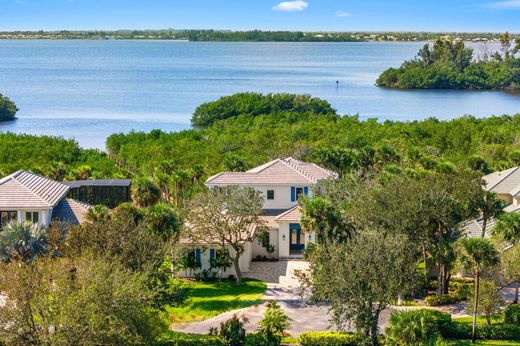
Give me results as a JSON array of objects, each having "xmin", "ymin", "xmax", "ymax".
[
  {"xmin": 272, "ymin": 1, "xmax": 309, "ymax": 12},
  {"xmin": 335, "ymin": 10, "xmax": 351, "ymax": 17},
  {"xmin": 486, "ymin": 0, "xmax": 520, "ymax": 8}
]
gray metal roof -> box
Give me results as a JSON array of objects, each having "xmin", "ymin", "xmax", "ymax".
[
  {"xmin": 51, "ymin": 198, "xmax": 91, "ymax": 225},
  {"xmin": 0, "ymin": 170, "xmax": 70, "ymax": 209},
  {"xmin": 63, "ymin": 179, "xmax": 132, "ymax": 188}
]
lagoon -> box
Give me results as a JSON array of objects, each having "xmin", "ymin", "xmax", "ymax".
[{"xmin": 0, "ymin": 40, "xmax": 519, "ymax": 149}]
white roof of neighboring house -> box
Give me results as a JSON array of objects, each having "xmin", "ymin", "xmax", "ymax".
[
  {"xmin": 462, "ymin": 202, "xmax": 520, "ymax": 238},
  {"xmin": 0, "ymin": 170, "xmax": 70, "ymax": 209},
  {"xmin": 206, "ymin": 157, "xmax": 337, "ymax": 186},
  {"xmin": 484, "ymin": 167, "xmax": 520, "ymax": 196}
]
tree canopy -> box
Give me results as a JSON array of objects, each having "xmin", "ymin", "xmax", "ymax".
[
  {"xmin": 377, "ymin": 34, "xmax": 520, "ymax": 90},
  {"xmin": 0, "ymin": 93, "xmax": 18, "ymax": 121}
]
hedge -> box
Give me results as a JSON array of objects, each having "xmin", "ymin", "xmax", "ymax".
[
  {"xmin": 155, "ymin": 333, "xmax": 225, "ymax": 346},
  {"xmin": 441, "ymin": 321, "xmax": 520, "ymax": 341},
  {"xmin": 503, "ymin": 305, "xmax": 520, "ymax": 326},
  {"xmin": 298, "ymin": 331, "xmax": 358, "ymax": 346}
]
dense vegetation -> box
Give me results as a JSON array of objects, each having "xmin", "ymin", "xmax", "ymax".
[
  {"xmin": 107, "ymin": 93, "xmax": 520, "ymax": 186},
  {"xmin": 0, "ymin": 132, "xmax": 124, "ymax": 179},
  {"xmin": 377, "ymin": 33, "xmax": 520, "ymax": 90},
  {"xmin": 0, "ymin": 29, "xmax": 508, "ymax": 42},
  {"xmin": 0, "ymin": 93, "xmax": 18, "ymax": 121}
]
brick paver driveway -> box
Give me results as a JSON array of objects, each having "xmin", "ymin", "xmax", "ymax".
[{"xmin": 171, "ymin": 260, "xmax": 391, "ymax": 337}]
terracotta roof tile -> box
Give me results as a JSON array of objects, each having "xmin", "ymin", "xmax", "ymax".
[{"xmin": 206, "ymin": 157, "xmax": 337, "ymax": 186}]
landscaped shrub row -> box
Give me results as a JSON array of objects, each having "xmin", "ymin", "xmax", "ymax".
[
  {"xmin": 298, "ymin": 331, "xmax": 359, "ymax": 346},
  {"xmin": 441, "ymin": 321, "xmax": 520, "ymax": 341},
  {"xmin": 156, "ymin": 333, "xmax": 225, "ymax": 346},
  {"xmin": 425, "ymin": 294, "xmax": 464, "ymax": 306},
  {"xmin": 425, "ymin": 279, "xmax": 473, "ymax": 306}
]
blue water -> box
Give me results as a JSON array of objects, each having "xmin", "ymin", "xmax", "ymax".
[{"xmin": 0, "ymin": 40, "xmax": 519, "ymax": 149}]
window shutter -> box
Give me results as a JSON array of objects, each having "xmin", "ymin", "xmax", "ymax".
[
  {"xmin": 195, "ymin": 249, "xmax": 201, "ymax": 266},
  {"xmin": 304, "ymin": 186, "xmax": 309, "ymax": 196},
  {"xmin": 291, "ymin": 186, "xmax": 296, "ymax": 202},
  {"xmin": 210, "ymin": 249, "xmax": 215, "ymax": 260}
]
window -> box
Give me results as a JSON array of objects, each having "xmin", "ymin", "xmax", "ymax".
[
  {"xmin": 25, "ymin": 211, "xmax": 39, "ymax": 224},
  {"xmin": 291, "ymin": 186, "xmax": 310, "ymax": 202},
  {"xmin": 296, "ymin": 187, "xmax": 304, "ymax": 200},
  {"xmin": 0, "ymin": 211, "xmax": 17, "ymax": 229},
  {"xmin": 267, "ymin": 190, "xmax": 275, "ymax": 200}
]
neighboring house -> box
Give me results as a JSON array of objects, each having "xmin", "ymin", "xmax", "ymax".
[
  {"xmin": 0, "ymin": 170, "xmax": 91, "ymax": 229},
  {"xmin": 182, "ymin": 157, "xmax": 337, "ymax": 277},
  {"xmin": 464, "ymin": 166, "xmax": 520, "ymax": 237},
  {"xmin": 64, "ymin": 179, "xmax": 131, "ymax": 208}
]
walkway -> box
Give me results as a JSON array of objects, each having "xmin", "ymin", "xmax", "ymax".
[{"xmin": 171, "ymin": 260, "xmax": 391, "ymax": 337}]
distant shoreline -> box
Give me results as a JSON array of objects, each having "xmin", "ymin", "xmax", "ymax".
[{"xmin": 0, "ymin": 29, "xmax": 508, "ymax": 43}]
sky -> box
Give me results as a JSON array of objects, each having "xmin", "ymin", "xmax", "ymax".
[{"xmin": 1, "ymin": 0, "xmax": 519, "ymax": 32}]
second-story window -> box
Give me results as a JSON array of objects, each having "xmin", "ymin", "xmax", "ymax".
[{"xmin": 267, "ymin": 190, "xmax": 275, "ymax": 200}]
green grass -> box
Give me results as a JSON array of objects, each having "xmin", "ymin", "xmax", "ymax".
[
  {"xmin": 453, "ymin": 314, "xmax": 502, "ymax": 324},
  {"xmin": 166, "ymin": 279, "xmax": 267, "ymax": 323},
  {"xmin": 447, "ymin": 340, "xmax": 520, "ymax": 345}
]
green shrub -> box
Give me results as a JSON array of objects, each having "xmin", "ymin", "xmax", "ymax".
[
  {"xmin": 425, "ymin": 294, "xmax": 462, "ymax": 306},
  {"xmin": 218, "ymin": 315, "xmax": 246, "ymax": 346},
  {"xmin": 385, "ymin": 309, "xmax": 452, "ymax": 345},
  {"xmin": 298, "ymin": 331, "xmax": 358, "ymax": 346},
  {"xmin": 245, "ymin": 332, "xmax": 280, "ymax": 346},
  {"xmin": 477, "ymin": 323, "xmax": 520, "ymax": 340},
  {"xmin": 156, "ymin": 332, "xmax": 225, "ymax": 346},
  {"xmin": 440, "ymin": 321, "xmax": 520, "ymax": 340},
  {"xmin": 503, "ymin": 304, "xmax": 520, "ymax": 325}
]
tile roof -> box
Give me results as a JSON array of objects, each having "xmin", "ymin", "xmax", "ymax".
[
  {"xmin": 0, "ymin": 170, "xmax": 70, "ymax": 209},
  {"xmin": 63, "ymin": 179, "xmax": 132, "ymax": 188},
  {"xmin": 51, "ymin": 198, "xmax": 91, "ymax": 225},
  {"xmin": 206, "ymin": 157, "xmax": 337, "ymax": 186},
  {"xmin": 484, "ymin": 167, "xmax": 520, "ymax": 195},
  {"xmin": 274, "ymin": 206, "xmax": 302, "ymax": 222}
]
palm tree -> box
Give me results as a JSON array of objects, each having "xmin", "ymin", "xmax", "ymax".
[
  {"xmin": 132, "ymin": 176, "xmax": 161, "ymax": 207},
  {"xmin": 458, "ymin": 238, "xmax": 500, "ymax": 343},
  {"xmin": 493, "ymin": 212, "xmax": 520, "ymax": 303},
  {"xmin": 0, "ymin": 221, "xmax": 48, "ymax": 262},
  {"xmin": 471, "ymin": 190, "xmax": 504, "ymax": 238}
]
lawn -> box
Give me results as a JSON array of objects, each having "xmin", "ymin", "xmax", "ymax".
[
  {"xmin": 447, "ymin": 340, "xmax": 520, "ymax": 345},
  {"xmin": 453, "ymin": 314, "xmax": 502, "ymax": 324},
  {"xmin": 166, "ymin": 279, "xmax": 267, "ymax": 323}
]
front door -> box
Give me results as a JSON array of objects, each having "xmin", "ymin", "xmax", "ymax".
[{"xmin": 289, "ymin": 223, "xmax": 304, "ymax": 253}]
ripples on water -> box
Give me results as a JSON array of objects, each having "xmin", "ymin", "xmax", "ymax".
[{"xmin": 0, "ymin": 40, "xmax": 518, "ymax": 149}]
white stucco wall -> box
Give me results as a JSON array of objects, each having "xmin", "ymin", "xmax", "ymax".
[
  {"xmin": 6, "ymin": 208, "xmax": 53, "ymax": 228},
  {"xmin": 181, "ymin": 243, "xmax": 252, "ymax": 278},
  {"xmin": 251, "ymin": 228, "xmax": 279, "ymax": 259},
  {"xmin": 208, "ymin": 184, "xmax": 311, "ymax": 210}
]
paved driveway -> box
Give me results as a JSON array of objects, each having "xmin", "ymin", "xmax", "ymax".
[{"xmin": 172, "ymin": 260, "xmax": 391, "ymax": 337}]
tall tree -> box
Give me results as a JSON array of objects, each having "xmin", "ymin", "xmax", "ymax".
[
  {"xmin": 132, "ymin": 176, "xmax": 161, "ymax": 207},
  {"xmin": 184, "ymin": 186, "xmax": 266, "ymax": 286},
  {"xmin": 458, "ymin": 238, "xmax": 500, "ymax": 343},
  {"xmin": 493, "ymin": 212, "xmax": 520, "ymax": 303},
  {"xmin": 305, "ymin": 231, "xmax": 417, "ymax": 346},
  {"xmin": 493, "ymin": 212, "xmax": 520, "ymax": 245},
  {"xmin": 470, "ymin": 190, "xmax": 504, "ymax": 238}
]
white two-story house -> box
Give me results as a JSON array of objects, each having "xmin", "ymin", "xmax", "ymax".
[
  {"xmin": 182, "ymin": 157, "xmax": 337, "ymax": 276},
  {"xmin": 464, "ymin": 166, "xmax": 520, "ymax": 237},
  {"xmin": 0, "ymin": 170, "xmax": 90, "ymax": 229}
]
